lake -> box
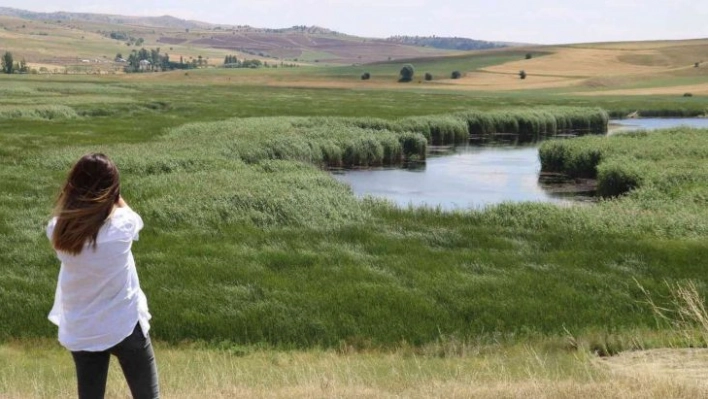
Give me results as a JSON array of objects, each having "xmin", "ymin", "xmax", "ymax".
[
  {"xmin": 333, "ymin": 118, "xmax": 708, "ymax": 210},
  {"xmin": 610, "ymin": 117, "xmax": 708, "ymax": 133}
]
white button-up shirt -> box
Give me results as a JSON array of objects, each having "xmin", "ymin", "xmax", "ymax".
[{"xmin": 47, "ymin": 207, "xmax": 151, "ymax": 352}]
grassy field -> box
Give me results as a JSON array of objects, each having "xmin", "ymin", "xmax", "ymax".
[
  {"xmin": 4, "ymin": 338, "xmax": 708, "ymax": 398},
  {"xmin": 1, "ymin": 74, "xmax": 707, "ymax": 343},
  {"xmin": 1, "ymin": 56, "xmax": 708, "ymax": 396}
]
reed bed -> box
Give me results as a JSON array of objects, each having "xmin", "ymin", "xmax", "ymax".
[
  {"xmin": 0, "ymin": 105, "xmax": 80, "ymax": 120},
  {"xmin": 4, "ymin": 119, "xmax": 708, "ymax": 347},
  {"xmin": 540, "ymin": 127, "xmax": 708, "ymax": 196},
  {"xmin": 0, "ymin": 76, "xmax": 707, "ymax": 351},
  {"xmin": 288, "ymin": 107, "xmax": 608, "ymax": 147},
  {"xmin": 457, "ymin": 107, "xmax": 609, "ymax": 139}
]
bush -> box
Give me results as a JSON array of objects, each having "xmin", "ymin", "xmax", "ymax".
[
  {"xmin": 525, "ymin": 53, "xmax": 533, "ymax": 60},
  {"xmin": 451, "ymin": 70, "xmax": 462, "ymax": 79},
  {"xmin": 399, "ymin": 64, "xmax": 414, "ymax": 82},
  {"xmin": 424, "ymin": 72, "xmax": 432, "ymax": 81},
  {"xmin": 361, "ymin": 72, "xmax": 370, "ymax": 80},
  {"xmin": 519, "ymin": 70, "xmax": 527, "ymax": 79},
  {"xmin": 683, "ymin": 93, "xmax": 693, "ymax": 97}
]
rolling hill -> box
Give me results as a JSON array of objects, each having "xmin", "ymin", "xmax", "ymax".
[
  {"xmin": 0, "ymin": 6, "xmax": 706, "ymax": 97},
  {"xmin": 0, "ymin": 7, "xmax": 473, "ymax": 67}
]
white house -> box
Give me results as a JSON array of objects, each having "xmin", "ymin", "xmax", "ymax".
[{"xmin": 139, "ymin": 59, "xmax": 151, "ymax": 71}]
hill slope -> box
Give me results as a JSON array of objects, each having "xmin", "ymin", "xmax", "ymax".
[
  {"xmin": 0, "ymin": 7, "xmax": 469, "ymax": 65},
  {"xmin": 0, "ymin": 7, "xmax": 212, "ymax": 29}
]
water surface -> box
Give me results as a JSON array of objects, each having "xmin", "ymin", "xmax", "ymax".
[
  {"xmin": 610, "ymin": 118, "xmax": 708, "ymax": 133},
  {"xmin": 334, "ymin": 118, "xmax": 708, "ymax": 210},
  {"xmin": 332, "ymin": 145, "xmax": 572, "ymax": 210}
]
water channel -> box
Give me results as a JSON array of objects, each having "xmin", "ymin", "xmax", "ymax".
[{"xmin": 332, "ymin": 118, "xmax": 708, "ymax": 210}]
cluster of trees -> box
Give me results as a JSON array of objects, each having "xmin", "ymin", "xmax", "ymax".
[
  {"xmin": 222, "ymin": 55, "xmax": 299, "ymax": 69},
  {"xmin": 361, "ymin": 65, "xmax": 469, "ymax": 82},
  {"xmin": 121, "ymin": 48, "xmax": 192, "ymax": 73},
  {"xmin": 385, "ymin": 35, "xmax": 505, "ymax": 51},
  {"xmin": 358, "ymin": 63, "xmax": 530, "ymax": 83},
  {"xmin": 1, "ymin": 52, "xmax": 30, "ymax": 74},
  {"xmin": 108, "ymin": 31, "xmax": 144, "ymax": 46},
  {"xmin": 223, "ymin": 55, "xmax": 263, "ymax": 68}
]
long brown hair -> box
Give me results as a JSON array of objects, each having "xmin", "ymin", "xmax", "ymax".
[{"xmin": 52, "ymin": 153, "xmax": 121, "ymax": 255}]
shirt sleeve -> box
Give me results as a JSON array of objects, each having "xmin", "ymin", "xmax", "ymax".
[
  {"xmin": 131, "ymin": 211, "xmax": 144, "ymax": 241},
  {"xmin": 46, "ymin": 218, "xmax": 57, "ymax": 241},
  {"xmin": 111, "ymin": 207, "xmax": 144, "ymax": 241}
]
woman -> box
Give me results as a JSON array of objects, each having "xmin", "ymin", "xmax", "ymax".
[{"xmin": 47, "ymin": 153, "xmax": 159, "ymax": 399}]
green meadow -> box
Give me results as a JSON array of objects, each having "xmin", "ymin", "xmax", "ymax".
[{"xmin": 1, "ymin": 72, "xmax": 707, "ymax": 354}]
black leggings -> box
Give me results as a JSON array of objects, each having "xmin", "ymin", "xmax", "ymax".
[{"xmin": 71, "ymin": 323, "xmax": 159, "ymax": 399}]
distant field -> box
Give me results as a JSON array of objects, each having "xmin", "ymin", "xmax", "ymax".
[
  {"xmin": 0, "ymin": 14, "xmax": 453, "ymax": 68},
  {"xmin": 2, "ymin": 13, "xmax": 707, "ymax": 95}
]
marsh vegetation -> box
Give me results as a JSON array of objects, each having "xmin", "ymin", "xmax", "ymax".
[{"xmin": 1, "ymin": 69, "xmax": 708, "ymax": 396}]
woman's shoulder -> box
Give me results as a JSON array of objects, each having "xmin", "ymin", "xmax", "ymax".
[{"xmin": 106, "ymin": 207, "xmax": 144, "ymax": 240}]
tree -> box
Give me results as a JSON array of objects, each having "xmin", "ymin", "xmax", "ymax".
[
  {"xmin": 451, "ymin": 70, "xmax": 462, "ymax": 79},
  {"xmin": 2, "ymin": 51, "xmax": 14, "ymax": 74},
  {"xmin": 399, "ymin": 64, "xmax": 414, "ymax": 82},
  {"xmin": 19, "ymin": 58, "xmax": 29, "ymax": 74},
  {"xmin": 138, "ymin": 48, "xmax": 149, "ymax": 62},
  {"xmin": 519, "ymin": 70, "xmax": 527, "ymax": 79},
  {"xmin": 525, "ymin": 53, "xmax": 533, "ymax": 60},
  {"xmin": 150, "ymin": 48, "xmax": 161, "ymax": 67},
  {"xmin": 361, "ymin": 72, "xmax": 370, "ymax": 80},
  {"xmin": 424, "ymin": 72, "xmax": 433, "ymax": 81}
]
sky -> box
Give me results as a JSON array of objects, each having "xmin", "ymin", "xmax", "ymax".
[{"xmin": 1, "ymin": 0, "xmax": 707, "ymax": 44}]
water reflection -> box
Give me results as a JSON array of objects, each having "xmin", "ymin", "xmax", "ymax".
[
  {"xmin": 332, "ymin": 143, "xmax": 576, "ymax": 210},
  {"xmin": 333, "ymin": 118, "xmax": 708, "ymax": 210}
]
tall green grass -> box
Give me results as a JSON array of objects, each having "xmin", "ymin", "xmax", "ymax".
[
  {"xmin": 0, "ymin": 105, "xmax": 79, "ymax": 120},
  {"xmin": 457, "ymin": 107, "xmax": 609, "ymax": 139},
  {"xmin": 1, "ymin": 77, "xmax": 708, "ymax": 349},
  {"xmin": 540, "ymin": 128, "xmax": 708, "ymax": 197},
  {"xmin": 287, "ymin": 107, "xmax": 608, "ymax": 148},
  {"xmin": 3, "ymin": 119, "xmax": 708, "ymax": 347}
]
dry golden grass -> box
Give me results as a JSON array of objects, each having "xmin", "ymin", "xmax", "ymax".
[
  {"xmin": 601, "ymin": 348, "xmax": 708, "ymax": 388},
  {"xmin": 568, "ymin": 38, "xmax": 708, "ymax": 51},
  {"xmin": 483, "ymin": 47, "xmax": 674, "ymax": 78},
  {"xmin": 443, "ymin": 71, "xmax": 580, "ymax": 90},
  {"xmin": 229, "ymin": 42, "xmax": 708, "ymax": 93},
  {"xmin": 3, "ymin": 340, "xmax": 708, "ymax": 399},
  {"xmin": 574, "ymin": 83, "xmax": 708, "ymax": 96}
]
